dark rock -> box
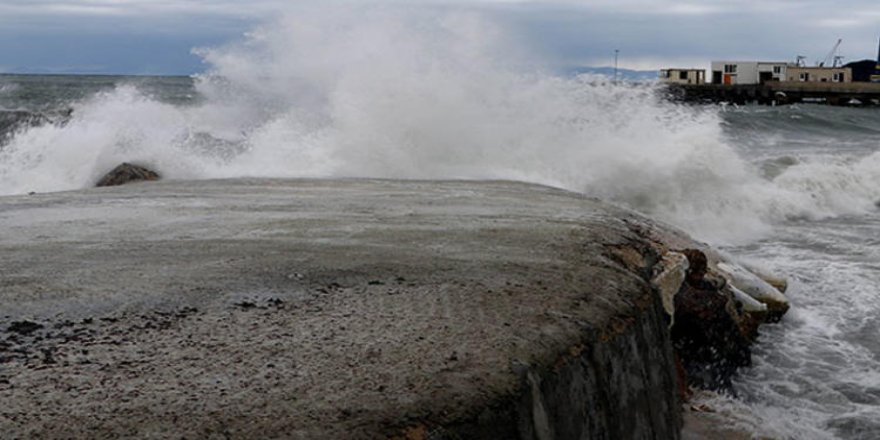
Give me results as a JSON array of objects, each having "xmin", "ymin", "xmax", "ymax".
[
  {"xmin": 671, "ymin": 249, "xmax": 755, "ymax": 390},
  {"xmin": 680, "ymin": 248, "xmax": 708, "ymax": 288},
  {"xmin": 7, "ymin": 321, "xmax": 43, "ymax": 335},
  {"xmin": 95, "ymin": 163, "xmax": 160, "ymax": 187},
  {"xmin": 672, "ymin": 283, "xmax": 751, "ymax": 390},
  {"xmin": 234, "ymin": 301, "xmax": 257, "ymax": 309},
  {"xmin": 41, "ymin": 348, "xmax": 56, "ymax": 364},
  {"xmin": 175, "ymin": 307, "xmax": 199, "ymax": 317}
]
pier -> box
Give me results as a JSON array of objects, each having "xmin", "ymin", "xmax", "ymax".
[
  {"xmin": 664, "ymin": 82, "xmax": 880, "ymax": 106},
  {"xmin": 0, "ymin": 178, "xmax": 686, "ymax": 439}
]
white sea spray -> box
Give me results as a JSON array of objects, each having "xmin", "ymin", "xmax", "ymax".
[{"xmin": 0, "ymin": 6, "xmax": 878, "ymax": 246}]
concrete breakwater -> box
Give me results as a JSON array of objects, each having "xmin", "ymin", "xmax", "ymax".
[
  {"xmin": 664, "ymin": 82, "xmax": 880, "ymax": 106},
  {"xmin": 0, "ymin": 178, "xmax": 786, "ymax": 438}
]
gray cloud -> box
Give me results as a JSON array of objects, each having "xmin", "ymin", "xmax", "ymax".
[
  {"xmin": 0, "ymin": 0, "xmax": 282, "ymax": 16},
  {"xmin": 483, "ymin": 1, "xmax": 880, "ymax": 69},
  {"xmin": 1, "ymin": 0, "xmax": 878, "ymax": 74}
]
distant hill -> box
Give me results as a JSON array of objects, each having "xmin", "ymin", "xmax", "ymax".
[{"xmin": 563, "ymin": 66, "xmax": 658, "ymax": 81}]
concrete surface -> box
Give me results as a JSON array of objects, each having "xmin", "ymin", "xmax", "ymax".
[{"xmin": 0, "ymin": 178, "xmax": 681, "ymax": 439}]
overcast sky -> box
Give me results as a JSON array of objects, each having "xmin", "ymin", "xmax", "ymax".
[{"xmin": 1, "ymin": 0, "xmax": 878, "ymax": 75}]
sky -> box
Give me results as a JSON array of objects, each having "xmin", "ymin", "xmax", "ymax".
[{"xmin": 0, "ymin": 0, "xmax": 878, "ymax": 75}]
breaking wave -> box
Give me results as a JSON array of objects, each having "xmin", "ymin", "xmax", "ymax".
[{"xmin": 0, "ymin": 6, "xmax": 878, "ymax": 245}]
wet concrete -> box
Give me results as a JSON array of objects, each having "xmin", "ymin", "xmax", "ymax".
[{"xmin": 0, "ymin": 178, "xmax": 681, "ymax": 439}]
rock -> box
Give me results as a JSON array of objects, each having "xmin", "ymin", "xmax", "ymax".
[
  {"xmin": 694, "ymin": 261, "xmax": 770, "ymax": 340},
  {"xmin": 624, "ymin": 234, "xmax": 788, "ymax": 392},
  {"xmin": 7, "ymin": 320, "xmax": 43, "ymax": 335},
  {"xmin": 720, "ymin": 283, "xmax": 767, "ymax": 342},
  {"xmin": 680, "ymin": 249, "xmax": 709, "ymax": 288},
  {"xmin": 672, "ymin": 282, "xmax": 752, "ymax": 390},
  {"xmin": 725, "ymin": 284, "xmax": 768, "ymax": 315},
  {"xmin": 651, "ymin": 251, "xmax": 689, "ymax": 325},
  {"xmin": 95, "ymin": 163, "xmax": 160, "ymax": 187},
  {"xmin": 738, "ymin": 261, "xmax": 788, "ymax": 293},
  {"xmin": 716, "ymin": 262, "xmax": 789, "ymax": 319},
  {"xmin": 0, "ymin": 178, "xmax": 684, "ymax": 439},
  {"xmin": 680, "ymin": 251, "xmax": 776, "ymax": 339},
  {"xmin": 671, "ymin": 249, "xmax": 754, "ymax": 390}
]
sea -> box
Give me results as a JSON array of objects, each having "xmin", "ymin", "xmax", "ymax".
[{"xmin": 1, "ymin": 12, "xmax": 880, "ymax": 440}]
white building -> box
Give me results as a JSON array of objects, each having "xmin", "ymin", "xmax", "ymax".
[
  {"xmin": 710, "ymin": 61, "xmax": 788, "ymax": 85},
  {"xmin": 786, "ymin": 66, "xmax": 851, "ymax": 83},
  {"xmin": 757, "ymin": 62, "xmax": 788, "ymax": 83},
  {"xmin": 659, "ymin": 68, "xmax": 706, "ymax": 85}
]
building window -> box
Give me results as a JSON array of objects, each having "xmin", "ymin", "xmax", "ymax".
[
  {"xmin": 679, "ymin": 71, "xmax": 688, "ymax": 80},
  {"xmin": 833, "ymin": 72, "xmax": 844, "ymax": 82},
  {"xmin": 724, "ymin": 64, "xmax": 737, "ymax": 74},
  {"xmin": 799, "ymin": 72, "xmax": 809, "ymax": 81},
  {"xmin": 773, "ymin": 66, "xmax": 782, "ymax": 74}
]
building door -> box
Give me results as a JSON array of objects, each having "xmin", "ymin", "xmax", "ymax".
[
  {"xmin": 759, "ymin": 72, "xmax": 773, "ymax": 84},
  {"xmin": 723, "ymin": 74, "xmax": 733, "ymax": 85},
  {"xmin": 712, "ymin": 71, "xmax": 722, "ymax": 84}
]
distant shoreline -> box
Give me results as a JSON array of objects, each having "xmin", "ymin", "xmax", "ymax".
[{"xmin": 0, "ymin": 72, "xmax": 194, "ymax": 78}]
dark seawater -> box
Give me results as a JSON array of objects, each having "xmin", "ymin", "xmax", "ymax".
[
  {"xmin": 1, "ymin": 70, "xmax": 879, "ymax": 439},
  {"xmin": 711, "ymin": 105, "xmax": 880, "ymax": 440},
  {"xmin": 0, "ymin": 74, "xmax": 197, "ymax": 111},
  {"xmin": 0, "ymin": 74, "xmax": 196, "ymax": 149}
]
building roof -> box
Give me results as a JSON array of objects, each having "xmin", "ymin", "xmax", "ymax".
[
  {"xmin": 788, "ymin": 65, "xmax": 850, "ymax": 69},
  {"xmin": 711, "ymin": 61, "xmax": 788, "ymax": 64}
]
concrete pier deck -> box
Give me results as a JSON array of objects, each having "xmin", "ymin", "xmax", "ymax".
[{"xmin": 0, "ymin": 179, "xmax": 681, "ymax": 439}]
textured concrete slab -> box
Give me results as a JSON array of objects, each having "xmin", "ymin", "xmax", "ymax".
[{"xmin": 0, "ymin": 178, "xmax": 681, "ymax": 439}]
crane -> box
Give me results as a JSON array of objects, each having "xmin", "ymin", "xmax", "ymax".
[{"xmin": 819, "ymin": 38, "xmax": 842, "ymax": 67}]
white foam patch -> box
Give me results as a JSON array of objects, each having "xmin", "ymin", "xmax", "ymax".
[{"xmin": 724, "ymin": 213, "xmax": 880, "ymax": 439}]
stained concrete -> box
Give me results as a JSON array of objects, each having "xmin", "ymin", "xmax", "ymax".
[{"xmin": 0, "ymin": 178, "xmax": 682, "ymax": 439}]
